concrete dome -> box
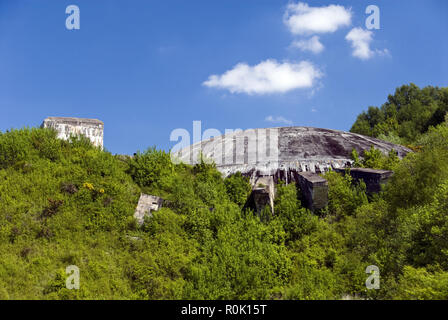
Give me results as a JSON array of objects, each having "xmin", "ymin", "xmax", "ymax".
[{"xmin": 172, "ymin": 126, "xmax": 411, "ymax": 177}]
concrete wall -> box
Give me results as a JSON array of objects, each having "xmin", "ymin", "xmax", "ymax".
[
  {"xmin": 134, "ymin": 194, "xmax": 164, "ymax": 225},
  {"xmin": 244, "ymin": 176, "xmax": 275, "ymax": 215},
  {"xmin": 297, "ymin": 172, "xmax": 328, "ymax": 212},
  {"xmin": 41, "ymin": 117, "xmax": 104, "ymax": 149},
  {"xmin": 335, "ymin": 168, "xmax": 394, "ymax": 194}
]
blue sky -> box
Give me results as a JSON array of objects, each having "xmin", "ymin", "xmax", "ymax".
[{"xmin": 0, "ymin": 0, "xmax": 447, "ymax": 154}]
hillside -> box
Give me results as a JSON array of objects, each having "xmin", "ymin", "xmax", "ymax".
[{"xmin": 1, "ymin": 91, "xmax": 448, "ymax": 299}]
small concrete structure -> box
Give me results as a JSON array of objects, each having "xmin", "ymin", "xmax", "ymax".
[
  {"xmin": 134, "ymin": 194, "xmax": 163, "ymax": 225},
  {"xmin": 41, "ymin": 117, "xmax": 104, "ymax": 149},
  {"xmin": 297, "ymin": 172, "xmax": 328, "ymax": 212},
  {"xmin": 244, "ymin": 176, "xmax": 275, "ymax": 215},
  {"xmin": 335, "ymin": 168, "xmax": 394, "ymax": 194}
]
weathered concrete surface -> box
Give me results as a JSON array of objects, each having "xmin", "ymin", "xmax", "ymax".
[
  {"xmin": 41, "ymin": 117, "xmax": 104, "ymax": 149},
  {"xmin": 134, "ymin": 194, "xmax": 163, "ymax": 225},
  {"xmin": 335, "ymin": 168, "xmax": 394, "ymax": 194},
  {"xmin": 173, "ymin": 126, "xmax": 411, "ymax": 177},
  {"xmin": 244, "ymin": 176, "xmax": 275, "ymax": 215},
  {"xmin": 297, "ymin": 172, "xmax": 328, "ymax": 212}
]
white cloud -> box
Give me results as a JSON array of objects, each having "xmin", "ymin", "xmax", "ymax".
[
  {"xmin": 203, "ymin": 59, "xmax": 322, "ymax": 95},
  {"xmin": 345, "ymin": 27, "xmax": 374, "ymax": 60},
  {"xmin": 376, "ymin": 48, "xmax": 391, "ymax": 57},
  {"xmin": 265, "ymin": 115, "xmax": 293, "ymax": 125},
  {"xmin": 345, "ymin": 27, "xmax": 389, "ymax": 60},
  {"xmin": 292, "ymin": 36, "xmax": 324, "ymax": 54},
  {"xmin": 284, "ymin": 2, "xmax": 352, "ymax": 35}
]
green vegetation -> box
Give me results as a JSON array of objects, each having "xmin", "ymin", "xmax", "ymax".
[
  {"xmin": 1, "ymin": 84, "xmax": 448, "ymax": 300},
  {"xmin": 350, "ymin": 83, "xmax": 448, "ymax": 146}
]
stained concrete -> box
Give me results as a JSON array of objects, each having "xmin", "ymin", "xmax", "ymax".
[
  {"xmin": 134, "ymin": 194, "xmax": 163, "ymax": 225},
  {"xmin": 244, "ymin": 176, "xmax": 275, "ymax": 215},
  {"xmin": 335, "ymin": 168, "xmax": 394, "ymax": 194},
  {"xmin": 173, "ymin": 126, "xmax": 411, "ymax": 177},
  {"xmin": 41, "ymin": 117, "xmax": 104, "ymax": 149},
  {"xmin": 297, "ymin": 172, "xmax": 328, "ymax": 212},
  {"xmin": 174, "ymin": 126, "xmax": 409, "ymax": 214}
]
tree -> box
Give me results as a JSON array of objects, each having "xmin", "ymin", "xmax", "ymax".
[
  {"xmin": 351, "ymin": 84, "xmax": 448, "ymax": 145},
  {"xmin": 224, "ymin": 172, "xmax": 252, "ymax": 207},
  {"xmin": 126, "ymin": 147, "xmax": 175, "ymax": 194}
]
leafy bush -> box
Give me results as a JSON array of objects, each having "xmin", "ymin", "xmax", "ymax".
[
  {"xmin": 126, "ymin": 147, "xmax": 175, "ymax": 193},
  {"xmin": 224, "ymin": 172, "xmax": 252, "ymax": 207},
  {"xmin": 324, "ymin": 170, "xmax": 368, "ymax": 219},
  {"xmin": 351, "ymin": 83, "xmax": 448, "ymax": 144},
  {"xmin": 2, "ymin": 96, "xmax": 448, "ymax": 300}
]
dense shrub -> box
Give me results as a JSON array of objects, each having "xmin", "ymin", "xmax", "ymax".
[
  {"xmin": 126, "ymin": 147, "xmax": 175, "ymax": 194},
  {"xmin": 351, "ymin": 83, "xmax": 448, "ymax": 144},
  {"xmin": 224, "ymin": 172, "xmax": 252, "ymax": 208},
  {"xmin": 1, "ymin": 93, "xmax": 448, "ymax": 299}
]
